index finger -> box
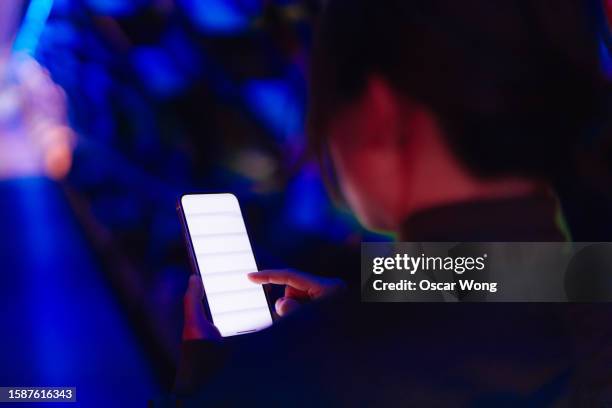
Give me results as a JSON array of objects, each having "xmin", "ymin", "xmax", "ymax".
[{"xmin": 248, "ymin": 270, "xmax": 317, "ymax": 293}]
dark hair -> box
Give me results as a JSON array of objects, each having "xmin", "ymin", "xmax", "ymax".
[{"xmin": 307, "ymin": 0, "xmax": 612, "ymax": 181}]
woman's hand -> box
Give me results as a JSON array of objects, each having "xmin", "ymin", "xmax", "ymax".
[
  {"xmin": 182, "ymin": 275, "xmax": 221, "ymax": 341},
  {"xmin": 182, "ymin": 270, "xmax": 345, "ymax": 341},
  {"xmin": 248, "ymin": 270, "xmax": 345, "ymax": 317}
]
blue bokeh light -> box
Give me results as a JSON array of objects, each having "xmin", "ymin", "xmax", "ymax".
[
  {"xmin": 180, "ymin": 0, "xmax": 261, "ymax": 34},
  {"xmin": 13, "ymin": 0, "xmax": 54, "ymax": 54},
  {"xmin": 84, "ymin": 0, "xmax": 146, "ymax": 17},
  {"xmin": 243, "ymin": 79, "xmax": 303, "ymax": 141},
  {"xmin": 132, "ymin": 46, "xmax": 189, "ymax": 97}
]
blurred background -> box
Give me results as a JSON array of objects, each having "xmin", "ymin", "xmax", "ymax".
[
  {"xmin": 0, "ymin": 0, "xmax": 390, "ymax": 405},
  {"xmin": 3, "ymin": 0, "xmax": 612, "ymax": 406}
]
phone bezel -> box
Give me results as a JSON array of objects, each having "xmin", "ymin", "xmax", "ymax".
[{"xmin": 176, "ymin": 192, "xmax": 275, "ymax": 336}]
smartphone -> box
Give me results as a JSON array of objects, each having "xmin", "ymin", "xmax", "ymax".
[{"xmin": 177, "ymin": 193, "xmax": 273, "ymax": 337}]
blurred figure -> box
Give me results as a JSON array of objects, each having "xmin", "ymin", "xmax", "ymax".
[
  {"xmin": 176, "ymin": 0, "xmax": 612, "ymax": 405},
  {"xmin": 0, "ymin": 53, "xmax": 74, "ymax": 180}
]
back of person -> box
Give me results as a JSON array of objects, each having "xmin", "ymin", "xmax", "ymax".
[
  {"xmin": 177, "ymin": 199, "xmax": 612, "ymax": 405},
  {"xmin": 175, "ymin": 0, "xmax": 612, "ymax": 405},
  {"xmin": 183, "ymin": 300, "xmax": 590, "ymax": 405}
]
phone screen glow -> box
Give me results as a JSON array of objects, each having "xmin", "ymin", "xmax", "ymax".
[{"xmin": 181, "ymin": 194, "xmax": 273, "ymax": 337}]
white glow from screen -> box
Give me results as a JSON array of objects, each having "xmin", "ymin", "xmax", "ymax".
[{"xmin": 181, "ymin": 193, "xmax": 272, "ymax": 337}]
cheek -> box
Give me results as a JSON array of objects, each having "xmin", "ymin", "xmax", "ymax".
[{"xmin": 330, "ymin": 142, "xmax": 400, "ymax": 231}]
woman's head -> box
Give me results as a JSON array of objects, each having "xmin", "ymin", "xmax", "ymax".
[{"xmin": 307, "ymin": 0, "xmax": 611, "ymax": 231}]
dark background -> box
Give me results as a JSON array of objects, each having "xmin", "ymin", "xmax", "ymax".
[
  {"xmin": 0, "ymin": 1, "xmax": 390, "ymax": 406},
  {"xmin": 2, "ymin": 0, "xmax": 612, "ymax": 406}
]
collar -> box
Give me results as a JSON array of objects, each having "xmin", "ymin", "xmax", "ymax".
[{"xmin": 399, "ymin": 192, "xmax": 568, "ymax": 242}]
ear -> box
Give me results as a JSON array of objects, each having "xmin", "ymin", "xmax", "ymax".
[
  {"xmin": 367, "ymin": 76, "xmax": 442, "ymax": 150},
  {"xmin": 366, "ymin": 75, "xmax": 398, "ymax": 115},
  {"xmin": 362, "ymin": 76, "xmax": 403, "ymax": 144},
  {"xmin": 365, "ymin": 76, "xmax": 399, "ymax": 119}
]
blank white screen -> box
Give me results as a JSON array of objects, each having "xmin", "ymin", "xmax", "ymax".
[{"xmin": 181, "ymin": 193, "xmax": 273, "ymax": 337}]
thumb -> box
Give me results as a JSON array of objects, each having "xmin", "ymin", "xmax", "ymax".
[
  {"xmin": 186, "ymin": 274, "xmax": 204, "ymax": 300},
  {"xmin": 183, "ymin": 275, "xmax": 221, "ymax": 341},
  {"xmin": 275, "ymin": 297, "xmax": 301, "ymax": 317}
]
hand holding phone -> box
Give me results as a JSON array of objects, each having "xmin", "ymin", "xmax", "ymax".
[
  {"xmin": 182, "ymin": 267, "xmax": 347, "ymax": 342},
  {"xmin": 178, "ymin": 193, "xmax": 273, "ymax": 337},
  {"xmin": 183, "ymin": 275, "xmax": 222, "ymax": 341}
]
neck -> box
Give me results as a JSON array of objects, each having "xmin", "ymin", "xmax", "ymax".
[
  {"xmin": 398, "ymin": 171, "xmax": 548, "ymax": 234},
  {"xmin": 398, "ymin": 167, "xmax": 555, "ymax": 233},
  {"xmin": 395, "ymin": 118, "xmax": 548, "ymax": 233}
]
